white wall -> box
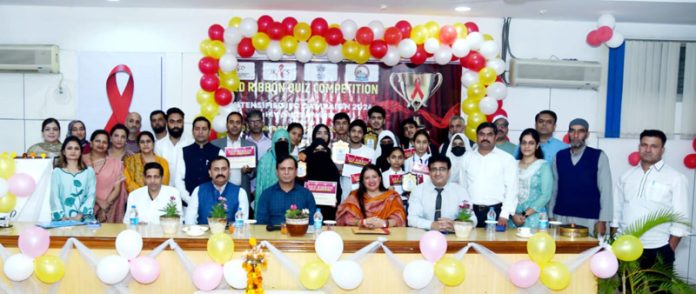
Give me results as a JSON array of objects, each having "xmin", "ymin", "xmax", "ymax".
[{"xmin": 0, "ymin": 4, "xmax": 695, "ymax": 282}]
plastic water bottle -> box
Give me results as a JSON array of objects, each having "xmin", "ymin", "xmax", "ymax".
[
  {"xmin": 486, "ymin": 207, "xmax": 497, "ymax": 233},
  {"xmin": 129, "ymin": 205, "xmax": 139, "ymax": 226},
  {"xmin": 538, "ymin": 208, "xmax": 549, "ymax": 231},
  {"xmin": 313, "ymin": 209, "xmax": 323, "ymax": 233},
  {"xmin": 234, "ymin": 207, "xmax": 244, "ymax": 236}
]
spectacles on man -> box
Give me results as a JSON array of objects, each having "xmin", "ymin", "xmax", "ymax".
[{"xmin": 429, "ymin": 167, "xmax": 448, "ymax": 173}]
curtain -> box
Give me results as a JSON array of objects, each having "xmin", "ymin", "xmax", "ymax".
[
  {"xmin": 682, "ymin": 43, "xmax": 696, "ymax": 137},
  {"xmin": 620, "ymin": 41, "xmax": 680, "ymax": 137}
]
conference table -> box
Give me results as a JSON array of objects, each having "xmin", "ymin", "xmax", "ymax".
[{"xmin": 0, "ymin": 223, "xmax": 598, "ymax": 293}]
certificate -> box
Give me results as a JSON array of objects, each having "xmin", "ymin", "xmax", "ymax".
[
  {"xmin": 350, "ymin": 173, "xmax": 361, "ymax": 190},
  {"xmin": 331, "ymin": 141, "xmax": 349, "ymax": 164},
  {"xmin": 224, "ymin": 146, "xmax": 256, "ymax": 168},
  {"xmin": 341, "ymin": 153, "xmax": 371, "ymax": 177},
  {"xmin": 389, "ymin": 174, "xmax": 403, "ymax": 186},
  {"xmin": 297, "ymin": 161, "xmax": 307, "ymax": 178},
  {"xmin": 404, "ymin": 148, "xmax": 416, "ymax": 158},
  {"xmin": 304, "ymin": 181, "xmax": 338, "ymax": 207},
  {"xmin": 411, "ymin": 162, "xmax": 430, "ymax": 175}
]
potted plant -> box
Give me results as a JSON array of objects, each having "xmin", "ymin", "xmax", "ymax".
[
  {"xmin": 453, "ymin": 200, "xmax": 475, "ymax": 238},
  {"xmin": 285, "ymin": 204, "xmax": 310, "ymax": 237},
  {"xmin": 159, "ymin": 196, "xmax": 180, "ymax": 234},
  {"xmin": 208, "ymin": 196, "xmax": 228, "ymax": 234}
]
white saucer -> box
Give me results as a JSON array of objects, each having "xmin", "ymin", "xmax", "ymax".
[
  {"xmin": 549, "ymin": 221, "xmax": 562, "ymax": 226},
  {"xmin": 182, "ymin": 225, "xmax": 209, "ymax": 236},
  {"xmin": 484, "ymin": 220, "xmax": 497, "ymax": 224},
  {"xmin": 516, "ymin": 232, "xmax": 534, "ymax": 238}
]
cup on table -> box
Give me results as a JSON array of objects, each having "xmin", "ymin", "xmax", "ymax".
[
  {"xmin": 323, "ymin": 220, "xmax": 336, "ymax": 231},
  {"xmin": 517, "ymin": 227, "xmax": 531, "ymax": 236}
]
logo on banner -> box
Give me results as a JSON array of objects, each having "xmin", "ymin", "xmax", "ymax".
[
  {"xmin": 389, "ymin": 72, "xmax": 443, "ymax": 111},
  {"xmin": 237, "ymin": 62, "xmax": 256, "ymax": 80},
  {"xmin": 304, "ymin": 63, "xmax": 338, "ymax": 82},
  {"xmin": 345, "ymin": 64, "xmax": 379, "ymax": 83},
  {"xmin": 262, "ymin": 62, "xmax": 296, "ymax": 81}
]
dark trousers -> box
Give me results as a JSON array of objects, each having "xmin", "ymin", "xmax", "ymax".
[
  {"xmin": 473, "ymin": 203, "xmax": 502, "ymax": 228},
  {"xmin": 639, "ymin": 244, "xmax": 675, "ymax": 269}
]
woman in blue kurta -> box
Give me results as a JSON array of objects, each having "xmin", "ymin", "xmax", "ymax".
[
  {"xmin": 50, "ymin": 136, "xmax": 96, "ymax": 221},
  {"xmin": 510, "ymin": 129, "xmax": 553, "ymax": 229}
]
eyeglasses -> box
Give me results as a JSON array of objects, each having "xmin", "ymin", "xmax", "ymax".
[{"xmin": 429, "ymin": 167, "xmax": 448, "ymax": 173}]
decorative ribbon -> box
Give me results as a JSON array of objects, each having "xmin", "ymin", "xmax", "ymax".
[
  {"xmin": 104, "ymin": 64, "xmax": 134, "ymax": 132},
  {"xmin": 410, "ymin": 78, "xmax": 424, "ymax": 99},
  {"xmin": 374, "ymin": 100, "xmax": 461, "ymax": 129}
]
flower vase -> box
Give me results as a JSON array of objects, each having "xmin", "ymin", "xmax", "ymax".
[
  {"xmin": 285, "ymin": 218, "xmax": 309, "ymax": 237},
  {"xmin": 160, "ymin": 216, "xmax": 180, "ymax": 235},
  {"xmin": 454, "ymin": 221, "xmax": 474, "ymax": 238},
  {"xmin": 208, "ymin": 217, "xmax": 227, "ymax": 234}
]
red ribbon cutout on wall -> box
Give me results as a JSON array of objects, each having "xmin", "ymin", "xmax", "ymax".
[
  {"xmin": 104, "ymin": 64, "xmax": 134, "ymax": 132},
  {"xmin": 410, "ymin": 77, "xmax": 424, "ymax": 99},
  {"xmin": 374, "ymin": 100, "xmax": 461, "ymax": 129}
]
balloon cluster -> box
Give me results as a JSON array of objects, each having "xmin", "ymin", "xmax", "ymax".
[
  {"xmin": 0, "ymin": 153, "xmax": 38, "ymax": 213},
  {"xmin": 300, "ymin": 231, "xmax": 362, "ymax": 290},
  {"xmin": 192, "ymin": 232, "xmax": 247, "ymax": 291},
  {"xmin": 511, "ymin": 232, "xmax": 569, "ymax": 290},
  {"xmin": 684, "ymin": 138, "xmax": 696, "ymax": 169},
  {"xmin": 97, "ymin": 230, "xmax": 159, "ymax": 285},
  {"xmin": 402, "ymin": 231, "xmax": 464, "ymax": 289},
  {"xmin": 3, "ymin": 227, "xmax": 64, "ymax": 283},
  {"xmin": 586, "ymin": 14, "xmax": 625, "ymax": 48}
]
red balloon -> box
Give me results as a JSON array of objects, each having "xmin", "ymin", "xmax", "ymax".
[
  {"xmin": 497, "ymin": 100, "xmax": 504, "ymax": 109},
  {"xmin": 692, "ymin": 138, "xmax": 696, "ymax": 152},
  {"xmin": 439, "ymin": 25, "xmax": 457, "ymax": 45},
  {"xmin": 596, "ymin": 26, "xmax": 614, "ymax": 42},
  {"xmin": 384, "ymin": 27, "xmax": 403, "ymax": 46},
  {"xmin": 628, "ymin": 152, "xmax": 640, "ymax": 166},
  {"xmin": 208, "ymin": 129, "xmax": 218, "ymax": 142},
  {"xmin": 282, "ymin": 17, "xmax": 298, "ymax": 36},
  {"xmin": 563, "ymin": 133, "xmax": 570, "ymax": 144},
  {"xmin": 464, "ymin": 22, "xmax": 479, "ymax": 34},
  {"xmin": 685, "ymin": 154, "xmax": 696, "ymax": 169},
  {"xmin": 208, "ymin": 24, "xmax": 225, "ymax": 41},
  {"xmin": 395, "ymin": 20, "xmax": 412, "ymax": 38},
  {"xmin": 214, "ymin": 88, "xmax": 233, "ymax": 106},
  {"xmin": 460, "ymin": 51, "xmax": 486, "ymax": 71},
  {"xmin": 237, "ymin": 38, "xmax": 255, "ymax": 58},
  {"xmin": 257, "ymin": 15, "xmax": 274, "ymax": 33},
  {"xmin": 325, "ymin": 27, "xmax": 344, "ymax": 46},
  {"xmin": 198, "ymin": 57, "xmax": 219, "ymax": 74},
  {"xmin": 410, "ymin": 45, "xmax": 428, "ymax": 65},
  {"xmin": 267, "ymin": 21, "xmax": 285, "ymax": 40},
  {"xmin": 356, "ymin": 27, "xmax": 374, "ymax": 45},
  {"xmin": 586, "ymin": 30, "xmax": 602, "ymax": 47},
  {"xmin": 369, "ymin": 40, "xmax": 388, "ymax": 59},
  {"xmin": 311, "ymin": 18, "xmax": 329, "ymax": 37},
  {"xmin": 200, "ymin": 74, "xmax": 220, "ymax": 92}
]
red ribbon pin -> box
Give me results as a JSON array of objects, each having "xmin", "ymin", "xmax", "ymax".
[
  {"xmin": 104, "ymin": 64, "xmax": 134, "ymax": 131},
  {"xmin": 410, "ymin": 77, "xmax": 425, "ymax": 99}
]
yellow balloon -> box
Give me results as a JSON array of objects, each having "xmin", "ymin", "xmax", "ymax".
[
  {"xmin": 467, "ymin": 112, "xmax": 487, "ymax": 128},
  {"xmin": 220, "ymin": 75, "xmax": 241, "ymax": 92},
  {"xmin": 252, "ymin": 32, "xmax": 271, "ymax": 51},
  {"xmin": 308, "ymin": 36, "xmax": 327, "ymax": 55},
  {"xmin": 454, "ymin": 23, "xmax": 468, "ymax": 39},
  {"xmin": 199, "ymin": 39, "xmax": 213, "ymax": 56},
  {"xmin": 219, "ymin": 70, "xmax": 238, "ymax": 80},
  {"xmin": 540, "ymin": 261, "xmax": 570, "ymax": 291},
  {"xmin": 0, "ymin": 193, "xmax": 16, "ymax": 213},
  {"xmin": 0, "ymin": 156, "xmax": 16, "ymax": 179},
  {"xmin": 293, "ymin": 22, "xmax": 312, "ymax": 42},
  {"xmin": 329, "ymin": 23, "xmax": 340, "ymax": 29},
  {"xmin": 467, "ymin": 82, "xmax": 487, "ymax": 100},
  {"xmin": 299, "ymin": 260, "xmax": 330, "ymax": 290},
  {"xmin": 342, "ymin": 40, "xmax": 360, "ymax": 60},
  {"xmin": 612, "ymin": 235, "xmax": 644, "ymax": 262},
  {"xmin": 228, "ymin": 17, "xmax": 242, "ymax": 28},
  {"xmin": 207, "ymin": 40, "xmax": 226, "ymax": 59},
  {"xmin": 434, "ymin": 257, "xmax": 465, "ymax": 287},
  {"xmin": 479, "ymin": 67, "xmax": 498, "ymax": 86},
  {"xmin": 280, "ymin": 35, "xmax": 298, "ymax": 55},
  {"xmin": 461, "ymin": 98, "xmax": 480, "ymax": 115},
  {"xmin": 34, "ymin": 255, "xmax": 65, "ymax": 284},
  {"xmin": 465, "ymin": 125, "xmax": 478, "ymax": 142},
  {"xmin": 196, "ymin": 90, "xmax": 214, "ymax": 105},
  {"xmin": 354, "ymin": 45, "xmax": 371, "ymax": 64},
  {"xmin": 483, "ymin": 33, "xmax": 494, "ymax": 41},
  {"xmin": 410, "ymin": 25, "xmax": 428, "ymax": 44},
  {"xmin": 207, "ymin": 233, "xmax": 234, "ymax": 264},
  {"xmin": 425, "ymin": 21, "xmax": 440, "ymax": 39},
  {"xmin": 200, "ymin": 103, "xmax": 220, "ymax": 120},
  {"xmin": 527, "ymin": 232, "xmax": 556, "ymax": 265}
]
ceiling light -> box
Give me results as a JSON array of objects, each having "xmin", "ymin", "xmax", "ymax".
[
  {"xmin": 107, "ymin": 0, "xmax": 120, "ymax": 2},
  {"xmin": 455, "ymin": 6, "xmax": 472, "ymax": 12},
  {"xmin": 380, "ymin": 4, "xmax": 388, "ymax": 10}
]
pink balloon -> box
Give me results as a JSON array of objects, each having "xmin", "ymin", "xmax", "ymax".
[
  {"xmin": 130, "ymin": 256, "xmax": 160, "ymax": 284},
  {"xmin": 419, "ymin": 231, "xmax": 447, "ymax": 262},
  {"xmin": 192, "ymin": 262, "xmax": 223, "ymax": 291},
  {"xmin": 508, "ymin": 260, "xmax": 540, "ymax": 288},
  {"xmin": 591, "ymin": 250, "xmax": 619, "ymax": 279},
  {"xmin": 18, "ymin": 226, "xmax": 50, "ymax": 258},
  {"xmin": 8, "ymin": 173, "xmax": 36, "ymax": 197}
]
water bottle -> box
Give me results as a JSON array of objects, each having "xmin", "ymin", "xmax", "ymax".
[
  {"xmin": 234, "ymin": 207, "xmax": 244, "ymax": 236},
  {"xmin": 486, "ymin": 207, "xmax": 497, "ymax": 233},
  {"xmin": 313, "ymin": 209, "xmax": 323, "ymax": 233},
  {"xmin": 538, "ymin": 208, "xmax": 549, "ymax": 231},
  {"xmin": 129, "ymin": 205, "xmax": 139, "ymax": 226}
]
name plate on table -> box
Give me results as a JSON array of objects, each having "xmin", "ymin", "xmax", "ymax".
[
  {"xmin": 404, "ymin": 148, "xmax": 416, "ymax": 158},
  {"xmin": 341, "ymin": 153, "xmax": 371, "ymax": 177},
  {"xmin": 225, "ymin": 146, "xmax": 256, "ymax": 168},
  {"xmin": 304, "ymin": 181, "xmax": 338, "ymax": 207},
  {"xmin": 352, "ymin": 227, "xmax": 390, "ymax": 235},
  {"xmin": 332, "ymin": 141, "xmax": 349, "ymax": 164}
]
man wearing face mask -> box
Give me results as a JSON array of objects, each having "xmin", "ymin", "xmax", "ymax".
[
  {"xmin": 185, "ymin": 156, "xmax": 248, "ymax": 225},
  {"xmin": 254, "ymin": 129, "xmax": 292, "ymax": 210},
  {"xmin": 155, "ymin": 107, "xmax": 192, "ymax": 183}
]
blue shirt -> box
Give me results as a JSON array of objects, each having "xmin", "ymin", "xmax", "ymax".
[
  {"xmin": 514, "ymin": 137, "xmax": 568, "ymax": 162},
  {"xmin": 255, "ymin": 183, "xmax": 317, "ymax": 225}
]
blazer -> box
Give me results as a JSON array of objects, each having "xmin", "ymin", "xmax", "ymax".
[{"xmin": 211, "ymin": 137, "xmax": 258, "ymax": 203}]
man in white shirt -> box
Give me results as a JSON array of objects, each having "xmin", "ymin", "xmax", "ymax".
[
  {"xmin": 155, "ymin": 107, "xmax": 192, "ymax": 182},
  {"xmin": 612, "ymin": 130, "xmax": 690, "ymax": 269},
  {"xmin": 150, "ymin": 110, "xmax": 167, "ymax": 141},
  {"xmin": 409, "ymin": 155, "xmax": 477, "ymax": 231},
  {"xmin": 124, "ymin": 162, "xmax": 182, "ymax": 225},
  {"xmin": 186, "ymin": 156, "xmax": 249, "ymax": 225},
  {"xmin": 459, "ymin": 122, "xmax": 517, "ymax": 228},
  {"xmin": 339, "ymin": 119, "xmax": 375, "ymax": 201}
]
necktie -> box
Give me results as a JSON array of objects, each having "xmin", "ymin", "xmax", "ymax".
[{"xmin": 434, "ymin": 188, "xmax": 443, "ymax": 220}]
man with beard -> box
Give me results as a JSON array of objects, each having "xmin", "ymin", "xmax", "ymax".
[
  {"xmin": 438, "ymin": 116, "xmax": 466, "ymax": 155},
  {"xmin": 339, "ymin": 120, "xmax": 375, "ymax": 202},
  {"xmin": 493, "ymin": 115, "xmax": 517, "ymax": 156},
  {"xmin": 125, "ymin": 112, "xmax": 142, "ymax": 154},
  {"xmin": 150, "ymin": 110, "xmax": 167, "ymax": 141},
  {"xmin": 246, "ymin": 109, "xmax": 272, "ymax": 159},
  {"xmin": 155, "ymin": 107, "xmax": 192, "ymax": 181},
  {"xmin": 550, "ymin": 118, "xmax": 612, "ymax": 237},
  {"xmin": 459, "ymin": 122, "xmax": 517, "ymax": 228},
  {"xmin": 534, "ymin": 110, "xmax": 568, "ymax": 162},
  {"xmin": 174, "ymin": 117, "xmax": 220, "ymax": 207},
  {"xmin": 185, "ymin": 156, "xmax": 248, "ymax": 225}
]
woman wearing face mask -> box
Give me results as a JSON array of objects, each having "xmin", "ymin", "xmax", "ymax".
[
  {"xmin": 67, "ymin": 120, "xmax": 91, "ymax": 154},
  {"xmin": 255, "ymin": 129, "xmax": 292, "ymax": 205},
  {"xmin": 304, "ymin": 138, "xmax": 342, "ymax": 220},
  {"xmin": 28, "ymin": 118, "xmax": 62, "ymax": 158},
  {"xmin": 299, "ymin": 124, "xmax": 331, "ymax": 162},
  {"xmin": 373, "ymin": 130, "xmax": 399, "ymax": 172},
  {"xmin": 444, "ymin": 133, "xmax": 473, "ymax": 184}
]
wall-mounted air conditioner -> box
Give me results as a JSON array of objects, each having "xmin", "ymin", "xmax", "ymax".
[
  {"xmin": 0, "ymin": 44, "xmax": 59, "ymax": 73},
  {"xmin": 509, "ymin": 58, "xmax": 601, "ymax": 90}
]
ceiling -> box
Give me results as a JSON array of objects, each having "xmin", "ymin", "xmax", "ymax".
[{"xmin": 2, "ymin": 0, "xmax": 696, "ymax": 25}]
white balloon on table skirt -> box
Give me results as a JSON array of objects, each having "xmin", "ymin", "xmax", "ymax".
[
  {"xmin": 402, "ymin": 259, "xmax": 434, "ymax": 290},
  {"xmin": 3, "ymin": 253, "xmax": 34, "ymax": 282},
  {"xmin": 115, "ymin": 229, "xmax": 143, "ymax": 260},
  {"xmin": 97, "ymin": 255, "xmax": 130, "ymax": 285},
  {"xmin": 330, "ymin": 260, "xmax": 363, "ymax": 290}
]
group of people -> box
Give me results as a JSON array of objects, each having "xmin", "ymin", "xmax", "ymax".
[{"xmin": 31, "ymin": 106, "xmax": 689, "ymax": 269}]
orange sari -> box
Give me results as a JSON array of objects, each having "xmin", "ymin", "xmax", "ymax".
[{"xmin": 336, "ymin": 189, "xmax": 406, "ymax": 227}]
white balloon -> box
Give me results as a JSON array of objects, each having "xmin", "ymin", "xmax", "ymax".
[
  {"xmin": 340, "ymin": 19, "xmax": 358, "ymax": 40},
  {"xmin": 434, "ymin": 45, "xmax": 452, "ymax": 65},
  {"xmin": 381, "ymin": 46, "xmax": 400, "ymax": 66},
  {"xmin": 486, "ymin": 59, "xmax": 506, "ymax": 75},
  {"xmin": 398, "ymin": 39, "xmax": 417, "ymax": 58},
  {"xmin": 266, "ymin": 41, "xmax": 283, "ymax": 61},
  {"xmin": 224, "ymin": 27, "xmax": 243, "ymax": 46},
  {"xmin": 479, "ymin": 96, "xmax": 499, "ymax": 115},
  {"xmin": 424, "ymin": 38, "xmax": 440, "ymax": 54},
  {"xmin": 479, "ymin": 40, "xmax": 499, "ymax": 60},
  {"xmin": 3, "ymin": 253, "xmax": 34, "ymax": 282},
  {"xmin": 115, "ymin": 229, "xmax": 143, "ymax": 260},
  {"xmin": 295, "ymin": 42, "xmax": 313, "ymax": 63},
  {"xmin": 219, "ymin": 54, "xmax": 238, "ymax": 72},
  {"xmin": 212, "ymin": 114, "xmax": 228, "ymax": 133},
  {"xmin": 461, "ymin": 70, "xmax": 479, "ymax": 87},
  {"xmin": 466, "ymin": 32, "xmax": 484, "ymax": 50},
  {"xmin": 605, "ymin": 32, "xmax": 625, "ymax": 48},
  {"xmin": 97, "ymin": 255, "xmax": 130, "ymax": 285},
  {"xmin": 315, "ymin": 231, "xmax": 344, "ymax": 264},
  {"xmin": 327, "ymin": 45, "xmax": 344, "ymax": 63},
  {"xmin": 487, "ymin": 82, "xmax": 508, "ymax": 100},
  {"xmin": 225, "ymin": 45, "xmax": 238, "ymax": 56},
  {"xmin": 223, "ymin": 259, "xmax": 247, "ymax": 289},
  {"xmin": 239, "ymin": 17, "xmax": 258, "ymax": 38},
  {"xmin": 368, "ymin": 20, "xmax": 385, "ymax": 39},
  {"xmin": 451, "ymin": 39, "xmax": 470, "ymax": 58},
  {"xmin": 0, "ymin": 178, "xmax": 7, "ymax": 197},
  {"xmin": 597, "ymin": 14, "xmax": 616, "ymax": 29},
  {"xmin": 402, "ymin": 260, "xmax": 434, "ymax": 290},
  {"xmin": 331, "ymin": 260, "xmax": 363, "ymax": 290}
]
